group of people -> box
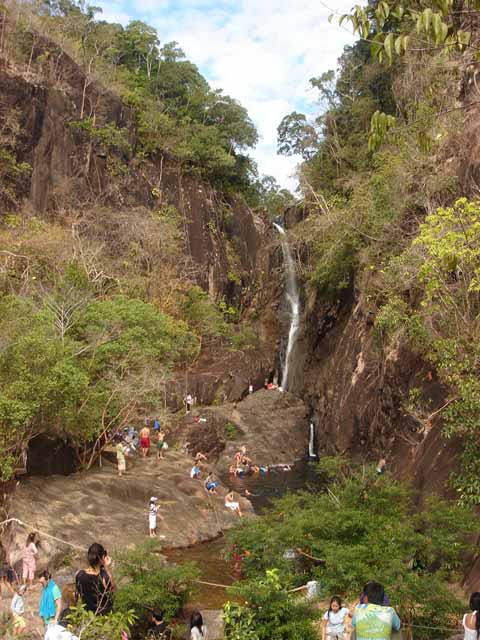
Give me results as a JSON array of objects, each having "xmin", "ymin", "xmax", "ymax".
[
  {"xmin": 115, "ymin": 419, "xmax": 169, "ymax": 475},
  {"xmin": 5, "ymin": 537, "xmax": 210, "ymax": 639},
  {"xmin": 189, "ymin": 451, "xmax": 243, "ymax": 518},
  {"xmin": 321, "ymin": 581, "xmax": 480, "ymax": 640}
]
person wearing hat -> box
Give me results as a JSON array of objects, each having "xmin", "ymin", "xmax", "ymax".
[
  {"xmin": 11, "ymin": 583, "xmax": 27, "ymax": 635},
  {"xmin": 149, "ymin": 497, "xmax": 159, "ymax": 537}
]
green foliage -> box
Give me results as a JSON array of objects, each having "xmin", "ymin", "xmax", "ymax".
[
  {"xmin": 224, "ymin": 422, "xmax": 238, "ymax": 439},
  {"xmin": 223, "ymin": 569, "xmax": 319, "ymax": 640},
  {"xmin": 67, "ymin": 118, "xmax": 131, "ymax": 154},
  {"xmin": 6, "ymin": 1, "xmax": 259, "ymax": 195},
  {"xmin": 65, "ymin": 604, "xmax": 136, "ymax": 640},
  {"xmin": 339, "ymin": 0, "xmax": 473, "ymax": 67},
  {"xmin": 0, "ymin": 291, "xmax": 196, "ymax": 476},
  {"xmin": 0, "ymin": 148, "xmax": 32, "ymax": 208},
  {"xmin": 226, "ymin": 464, "xmax": 475, "ymax": 638},
  {"xmin": 114, "ymin": 542, "xmax": 199, "ymax": 629},
  {"xmin": 375, "ymin": 198, "xmax": 480, "ymax": 503}
]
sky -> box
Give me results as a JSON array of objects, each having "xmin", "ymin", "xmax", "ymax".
[{"xmin": 95, "ymin": 0, "xmax": 356, "ymax": 189}]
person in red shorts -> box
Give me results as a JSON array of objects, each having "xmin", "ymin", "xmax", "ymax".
[{"xmin": 139, "ymin": 426, "xmax": 151, "ymax": 457}]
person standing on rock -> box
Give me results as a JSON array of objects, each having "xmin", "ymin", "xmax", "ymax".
[
  {"xmin": 156, "ymin": 429, "xmax": 166, "ymax": 460},
  {"xmin": 75, "ymin": 543, "xmax": 114, "ymax": 616},
  {"xmin": 190, "ymin": 610, "xmax": 208, "ymax": 639},
  {"xmin": 22, "ymin": 532, "xmax": 38, "ymax": 587},
  {"xmin": 39, "ymin": 570, "xmax": 62, "ymax": 627},
  {"xmin": 116, "ymin": 439, "xmax": 127, "ymax": 477},
  {"xmin": 140, "ymin": 425, "xmax": 151, "ymax": 458},
  {"xmin": 149, "ymin": 497, "xmax": 159, "ymax": 537}
]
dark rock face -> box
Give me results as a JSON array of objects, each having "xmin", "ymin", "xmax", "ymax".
[
  {"xmin": 26, "ymin": 434, "xmax": 76, "ymax": 477},
  {"xmin": 300, "ymin": 287, "xmax": 461, "ymax": 494}
]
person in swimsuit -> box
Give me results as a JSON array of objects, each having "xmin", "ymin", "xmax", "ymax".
[
  {"xmin": 140, "ymin": 426, "xmax": 151, "ymax": 457},
  {"xmin": 156, "ymin": 430, "xmax": 166, "ymax": 460},
  {"xmin": 205, "ymin": 473, "xmax": 218, "ymax": 494},
  {"xmin": 225, "ymin": 491, "xmax": 242, "ymax": 517}
]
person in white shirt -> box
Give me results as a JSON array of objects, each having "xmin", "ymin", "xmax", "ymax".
[
  {"xmin": 11, "ymin": 584, "xmax": 27, "ymax": 636},
  {"xmin": 190, "ymin": 610, "xmax": 208, "ymax": 639},
  {"xmin": 322, "ymin": 595, "xmax": 350, "ymax": 640},
  {"xmin": 463, "ymin": 592, "xmax": 480, "ymax": 640},
  {"xmin": 149, "ymin": 497, "xmax": 158, "ymax": 537}
]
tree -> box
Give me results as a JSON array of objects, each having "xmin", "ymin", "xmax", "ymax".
[
  {"xmin": 115, "ymin": 20, "xmax": 160, "ymax": 77},
  {"xmin": 277, "ymin": 112, "xmax": 319, "ymax": 160},
  {"xmin": 0, "ymin": 291, "xmax": 197, "ymax": 476}
]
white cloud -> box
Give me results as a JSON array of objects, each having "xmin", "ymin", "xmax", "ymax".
[{"xmin": 96, "ymin": 0, "xmax": 355, "ymax": 189}]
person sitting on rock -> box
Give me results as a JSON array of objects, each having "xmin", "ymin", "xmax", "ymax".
[
  {"xmin": 225, "ymin": 491, "xmax": 242, "ymax": 517},
  {"xmin": 205, "ymin": 473, "xmax": 218, "ymax": 495},
  {"xmin": 190, "ymin": 464, "xmax": 201, "ymax": 479}
]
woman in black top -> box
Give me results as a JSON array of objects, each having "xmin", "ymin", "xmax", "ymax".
[{"xmin": 75, "ymin": 543, "xmax": 115, "ymax": 615}]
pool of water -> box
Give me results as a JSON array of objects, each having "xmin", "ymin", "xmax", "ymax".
[
  {"xmin": 164, "ymin": 459, "xmax": 322, "ymax": 610},
  {"xmin": 222, "ymin": 458, "xmax": 322, "ymax": 513}
]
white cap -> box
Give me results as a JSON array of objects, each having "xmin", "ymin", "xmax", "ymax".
[{"xmin": 150, "ymin": 496, "xmax": 158, "ymax": 501}]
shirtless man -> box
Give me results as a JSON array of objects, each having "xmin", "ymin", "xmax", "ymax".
[{"xmin": 140, "ymin": 426, "xmax": 151, "ymax": 458}]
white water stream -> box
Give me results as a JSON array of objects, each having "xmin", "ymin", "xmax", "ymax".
[
  {"xmin": 308, "ymin": 422, "xmax": 317, "ymax": 459},
  {"xmin": 273, "ymin": 222, "xmax": 300, "ymax": 392}
]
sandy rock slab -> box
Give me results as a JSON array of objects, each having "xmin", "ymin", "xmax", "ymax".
[{"xmin": 4, "ymin": 451, "xmax": 251, "ymax": 571}]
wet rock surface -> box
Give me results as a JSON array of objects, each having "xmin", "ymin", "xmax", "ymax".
[{"xmin": 206, "ymin": 389, "xmax": 309, "ymax": 472}]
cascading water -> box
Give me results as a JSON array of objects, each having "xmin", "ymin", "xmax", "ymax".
[
  {"xmin": 308, "ymin": 422, "xmax": 317, "ymax": 459},
  {"xmin": 273, "ymin": 222, "xmax": 300, "ymax": 392}
]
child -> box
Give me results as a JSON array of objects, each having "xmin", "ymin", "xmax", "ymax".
[
  {"xmin": 22, "ymin": 532, "xmax": 38, "ymax": 587},
  {"xmin": 149, "ymin": 497, "xmax": 158, "ymax": 538},
  {"xmin": 322, "ymin": 596, "xmax": 350, "ymax": 640},
  {"xmin": 11, "ymin": 584, "xmax": 27, "ymax": 636},
  {"xmin": 116, "ymin": 440, "xmax": 126, "ymax": 477}
]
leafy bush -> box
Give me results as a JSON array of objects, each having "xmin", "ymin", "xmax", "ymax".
[
  {"xmin": 223, "ymin": 569, "xmax": 319, "ymax": 640},
  {"xmin": 65, "ymin": 605, "xmax": 136, "ymax": 640},
  {"xmin": 226, "ymin": 461, "xmax": 475, "ymax": 639},
  {"xmin": 114, "ymin": 542, "xmax": 199, "ymax": 636}
]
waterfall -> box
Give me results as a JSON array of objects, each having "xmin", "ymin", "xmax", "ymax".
[
  {"xmin": 308, "ymin": 422, "xmax": 317, "ymax": 459},
  {"xmin": 273, "ymin": 222, "xmax": 300, "ymax": 391}
]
